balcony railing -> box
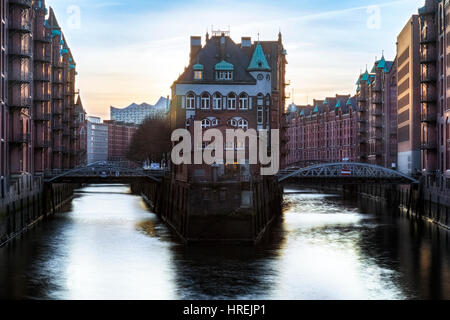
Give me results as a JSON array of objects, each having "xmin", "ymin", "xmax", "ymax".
[
  {"xmin": 421, "ymin": 95, "xmax": 437, "ymax": 103},
  {"xmin": 421, "ymin": 74, "xmax": 436, "ymax": 83},
  {"xmin": 8, "ymin": 97, "xmax": 32, "ymax": 109},
  {"xmin": 52, "ymin": 123, "xmax": 63, "ymax": 131},
  {"xmin": 8, "ymin": 46, "xmax": 33, "ymax": 58},
  {"xmin": 53, "ymin": 77, "xmax": 64, "ymax": 84},
  {"xmin": 10, "ymin": 133, "xmax": 31, "ymax": 144},
  {"xmin": 420, "ymin": 141, "xmax": 437, "ymax": 150},
  {"xmin": 34, "ymin": 93, "xmax": 51, "ymax": 102},
  {"xmin": 357, "ymin": 97, "xmax": 367, "ymax": 102},
  {"xmin": 53, "ymin": 60, "xmax": 65, "ymax": 69},
  {"xmin": 34, "ymin": 34, "xmax": 52, "ymax": 43},
  {"xmin": 8, "ymin": 72, "xmax": 33, "ymax": 83},
  {"xmin": 52, "ymin": 92, "xmax": 64, "ymax": 100},
  {"xmin": 372, "ymin": 97, "xmax": 382, "ymax": 104},
  {"xmin": 9, "ymin": 20, "xmax": 32, "ymax": 33},
  {"xmin": 372, "ymin": 110, "xmax": 383, "ymax": 116},
  {"xmin": 421, "ymin": 111, "xmax": 437, "ymax": 123},
  {"xmin": 35, "ymin": 140, "xmax": 50, "ymax": 148},
  {"xmin": 53, "ymin": 146, "xmax": 66, "ymax": 153},
  {"xmin": 9, "ymin": 0, "xmax": 32, "ymax": 8},
  {"xmin": 420, "ymin": 35, "xmax": 437, "ymax": 44},
  {"xmin": 34, "ymin": 73, "xmax": 51, "ymax": 82},
  {"xmin": 34, "ymin": 53, "xmax": 52, "ymax": 63},
  {"xmin": 34, "ymin": 113, "xmax": 51, "ymax": 121},
  {"xmin": 420, "ymin": 51, "xmax": 436, "ymax": 64}
]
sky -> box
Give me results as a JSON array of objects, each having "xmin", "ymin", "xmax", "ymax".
[{"xmin": 46, "ymin": 0, "xmax": 424, "ymax": 119}]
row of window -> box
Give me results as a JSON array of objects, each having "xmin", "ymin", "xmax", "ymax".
[
  {"xmin": 187, "ymin": 117, "xmax": 249, "ymax": 130},
  {"xmin": 185, "ymin": 92, "xmax": 270, "ymax": 110}
]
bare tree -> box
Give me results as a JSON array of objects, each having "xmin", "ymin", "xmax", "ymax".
[{"xmin": 127, "ymin": 117, "xmax": 171, "ymax": 163}]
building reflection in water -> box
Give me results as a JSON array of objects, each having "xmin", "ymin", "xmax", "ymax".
[{"xmin": 0, "ymin": 185, "xmax": 449, "ymax": 299}]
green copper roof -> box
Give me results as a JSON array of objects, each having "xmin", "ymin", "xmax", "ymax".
[
  {"xmin": 335, "ymin": 100, "xmax": 341, "ymax": 108},
  {"xmin": 313, "ymin": 105, "xmax": 319, "ymax": 113},
  {"xmin": 300, "ymin": 109, "xmax": 305, "ymax": 116},
  {"xmin": 61, "ymin": 48, "xmax": 69, "ymax": 55},
  {"xmin": 323, "ymin": 98, "xmax": 328, "ymax": 105},
  {"xmin": 215, "ymin": 60, "xmax": 234, "ymax": 71},
  {"xmin": 193, "ymin": 64, "xmax": 204, "ymax": 71},
  {"xmin": 52, "ymin": 29, "xmax": 61, "ymax": 37},
  {"xmin": 69, "ymin": 64, "xmax": 76, "ymax": 70},
  {"xmin": 248, "ymin": 42, "xmax": 271, "ymax": 71},
  {"xmin": 361, "ymin": 70, "xmax": 370, "ymax": 81},
  {"xmin": 377, "ymin": 56, "xmax": 386, "ymax": 69},
  {"xmin": 346, "ymin": 98, "xmax": 352, "ymax": 106}
]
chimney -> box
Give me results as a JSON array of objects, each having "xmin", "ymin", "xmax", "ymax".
[
  {"xmin": 190, "ymin": 36, "xmax": 202, "ymax": 62},
  {"xmin": 241, "ymin": 37, "xmax": 251, "ymax": 48}
]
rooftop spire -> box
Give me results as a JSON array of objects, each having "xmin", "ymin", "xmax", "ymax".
[{"xmin": 248, "ymin": 41, "xmax": 271, "ymax": 71}]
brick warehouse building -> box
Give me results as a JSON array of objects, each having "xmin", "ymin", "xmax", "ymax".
[
  {"xmin": 356, "ymin": 55, "xmax": 398, "ymax": 169},
  {"xmin": 0, "ymin": 0, "xmax": 87, "ymax": 196},
  {"xmin": 104, "ymin": 120, "xmax": 138, "ymax": 162},
  {"xmin": 284, "ymin": 95, "xmax": 358, "ymax": 167},
  {"xmin": 170, "ymin": 31, "xmax": 287, "ymax": 182}
]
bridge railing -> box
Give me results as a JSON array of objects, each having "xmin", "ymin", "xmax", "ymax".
[{"xmin": 278, "ymin": 162, "xmax": 419, "ymax": 184}]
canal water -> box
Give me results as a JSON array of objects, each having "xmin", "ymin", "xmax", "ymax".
[{"xmin": 0, "ymin": 184, "xmax": 449, "ymax": 300}]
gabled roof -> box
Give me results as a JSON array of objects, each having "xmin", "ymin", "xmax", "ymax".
[
  {"xmin": 248, "ymin": 42, "xmax": 271, "ymax": 71},
  {"xmin": 193, "ymin": 64, "xmax": 204, "ymax": 71},
  {"xmin": 335, "ymin": 100, "xmax": 341, "ymax": 108},
  {"xmin": 215, "ymin": 60, "xmax": 234, "ymax": 71}
]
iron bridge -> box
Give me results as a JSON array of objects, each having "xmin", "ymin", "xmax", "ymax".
[
  {"xmin": 45, "ymin": 161, "xmax": 165, "ymax": 184},
  {"xmin": 277, "ymin": 162, "xmax": 419, "ymax": 184}
]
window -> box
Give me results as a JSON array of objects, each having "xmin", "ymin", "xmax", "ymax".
[
  {"xmin": 186, "ymin": 93, "xmax": 195, "ymax": 109},
  {"xmin": 228, "ymin": 93, "xmax": 237, "ymax": 110},
  {"xmin": 194, "ymin": 71, "xmax": 203, "ymax": 80},
  {"xmin": 201, "ymin": 119, "xmax": 211, "ymax": 129},
  {"xmin": 201, "ymin": 118, "xmax": 218, "ymax": 129},
  {"xmin": 228, "ymin": 117, "xmax": 248, "ymax": 130},
  {"xmin": 216, "ymin": 71, "xmax": 233, "ymax": 80},
  {"xmin": 257, "ymin": 106, "xmax": 264, "ymax": 124},
  {"xmin": 257, "ymin": 93, "xmax": 264, "ymax": 106},
  {"xmin": 239, "ymin": 93, "xmax": 249, "ymax": 110},
  {"xmin": 201, "ymin": 93, "xmax": 210, "ymax": 109},
  {"xmin": 238, "ymin": 119, "xmax": 248, "ymax": 130},
  {"xmin": 213, "ymin": 93, "xmax": 222, "ymax": 110}
]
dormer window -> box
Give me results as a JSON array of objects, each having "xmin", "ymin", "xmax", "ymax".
[
  {"xmin": 216, "ymin": 71, "xmax": 233, "ymax": 80},
  {"xmin": 193, "ymin": 64, "xmax": 204, "ymax": 80},
  {"xmin": 215, "ymin": 60, "xmax": 234, "ymax": 81},
  {"xmin": 194, "ymin": 71, "xmax": 203, "ymax": 80}
]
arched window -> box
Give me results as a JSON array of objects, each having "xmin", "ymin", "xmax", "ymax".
[
  {"xmin": 228, "ymin": 93, "xmax": 237, "ymax": 110},
  {"xmin": 201, "ymin": 93, "xmax": 210, "ymax": 110},
  {"xmin": 238, "ymin": 119, "xmax": 248, "ymax": 130},
  {"xmin": 239, "ymin": 93, "xmax": 248, "ymax": 110},
  {"xmin": 201, "ymin": 119, "xmax": 211, "ymax": 129},
  {"xmin": 213, "ymin": 93, "xmax": 222, "ymax": 110},
  {"xmin": 186, "ymin": 93, "xmax": 195, "ymax": 109},
  {"xmin": 265, "ymin": 94, "xmax": 271, "ymax": 106},
  {"xmin": 257, "ymin": 93, "xmax": 264, "ymax": 106}
]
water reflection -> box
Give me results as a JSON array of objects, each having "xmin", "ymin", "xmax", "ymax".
[{"xmin": 0, "ymin": 184, "xmax": 449, "ymax": 300}]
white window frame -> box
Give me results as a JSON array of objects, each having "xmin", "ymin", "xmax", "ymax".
[
  {"xmin": 239, "ymin": 94, "xmax": 249, "ymax": 110},
  {"xmin": 201, "ymin": 119, "xmax": 211, "ymax": 129},
  {"xmin": 216, "ymin": 71, "xmax": 233, "ymax": 80},
  {"xmin": 238, "ymin": 119, "xmax": 248, "ymax": 130},
  {"xmin": 186, "ymin": 93, "xmax": 195, "ymax": 109},
  {"xmin": 213, "ymin": 93, "xmax": 222, "ymax": 110},
  {"xmin": 228, "ymin": 93, "xmax": 237, "ymax": 110},
  {"xmin": 194, "ymin": 71, "xmax": 203, "ymax": 80},
  {"xmin": 201, "ymin": 93, "xmax": 210, "ymax": 110}
]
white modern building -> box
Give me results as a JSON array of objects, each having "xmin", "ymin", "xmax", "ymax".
[
  {"xmin": 110, "ymin": 97, "xmax": 170, "ymax": 125},
  {"xmin": 87, "ymin": 117, "xmax": 109, "ymax": 164}
]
